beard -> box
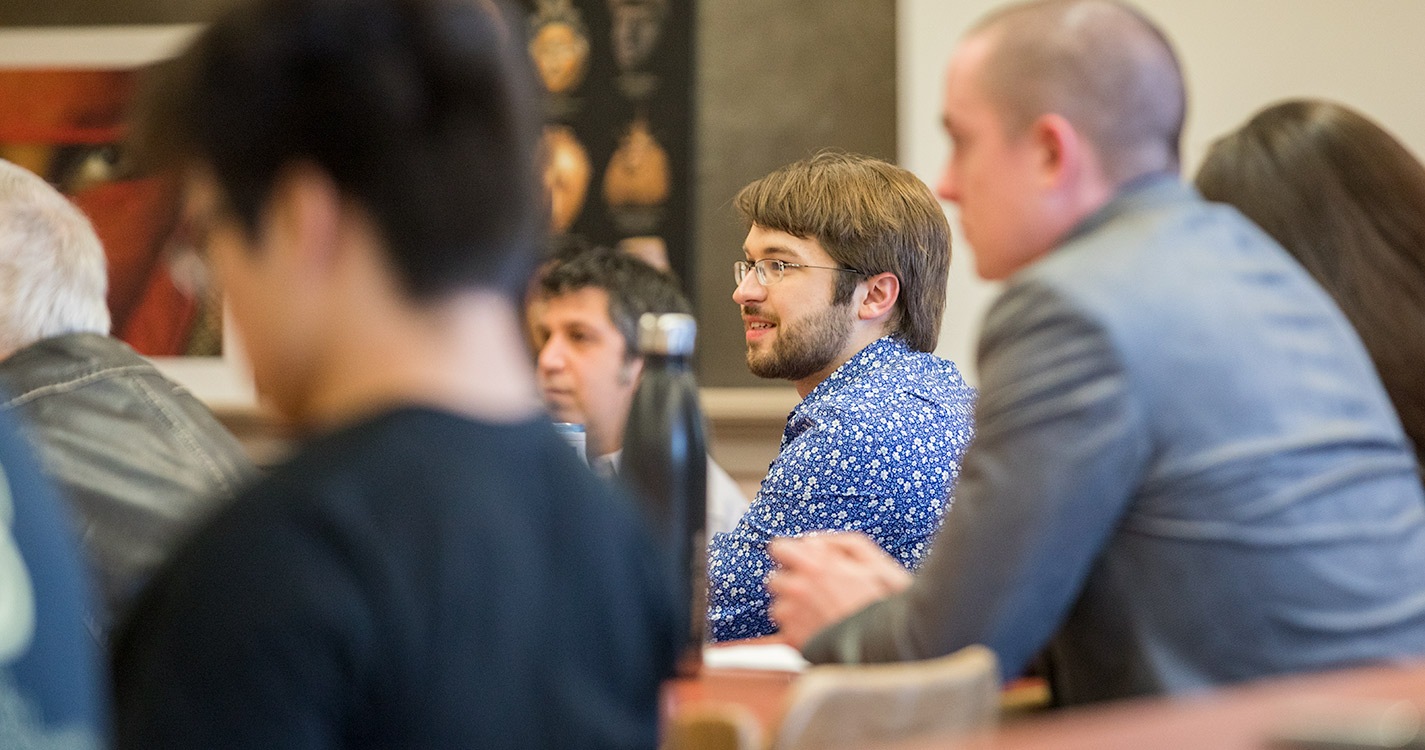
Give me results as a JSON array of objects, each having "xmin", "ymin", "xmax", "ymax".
[{"xmin": 743, "ymin": 301, "xmax": 855, "ymax": 382}]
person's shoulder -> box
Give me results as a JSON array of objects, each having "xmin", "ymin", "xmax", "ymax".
[
  {"xmin": 0, "ymin": 333, "xmax": 153, "ymax": 405},
  {"xmin": 990, "ymin": 203, "xmax": 1189, "ymax": 349},
  {"xmin": 116, "ymin": 418, "xmax": 410, "ymax": 644},
  {"xmin": 896, "ymin": 348, "xmax": 973, "ymax": 393},
  {"xmin": 796, "ymin": 381, "xmax": 970, "ymax": 457},
  {"xmin": 148, "ymin": 412, "xmax": 430, "ymax": 554},
  {"xmin": 0, "ymin": 334, "xmax": 236, "ymax": 441},
  {"xmin": 263, "ymin": 407, "xmax": 642, "ymax": 536},
  {"xmin": 822, "ymin": 343, "xmax": 973, "ymax": 417},
  {"xmin": 1024, "ymin": 184, "xmax": 1279, "ymax": 304},
  {"xmin": 160, "ymin": 458, "xmax": 317, "ymax": 569},
  {"xmin": 123, "ymin": 406, "xmax": 634, "ymax": 608}
]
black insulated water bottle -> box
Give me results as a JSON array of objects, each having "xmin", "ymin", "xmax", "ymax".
[{"xmin": 621, "ymin": 312, "xmax": 708, "ymax": 674}]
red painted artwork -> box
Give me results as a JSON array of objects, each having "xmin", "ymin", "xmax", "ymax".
[{"xmin": 0, "ymin": 68, "xmax": 218, "ymax": 356}]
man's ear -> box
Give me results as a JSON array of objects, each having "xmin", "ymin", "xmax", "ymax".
[
  {"xmin": 1030, "ymin": 113, "xmax": 1116, "ymax": 216},
  {"xmin": 857, "ymin": 272, "xmax": 900, "ymax": 322},
  {"xmin": 1031, "ymin": 113, "xmax": 1081, "ymax": 188},
  {"xmin": 619, "ymin": 355, "xmax": 644, "ymax": 388},
  {"xmin": 267, "ymin": 162, "xmax": 342, "ymax": 271}
]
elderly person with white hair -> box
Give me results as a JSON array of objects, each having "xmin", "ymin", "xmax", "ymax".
[{"xmin": 0, "ymin": 159, "xmax": 253, "ymax": 635}]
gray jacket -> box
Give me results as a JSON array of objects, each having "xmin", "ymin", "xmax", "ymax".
[
  {"xmin": 804, "ymin": 176, "xmax": 1425, "ymax": 704},
  {"xmin": 0, "ymin": 333, "xmax": 255, "ymax": 631}
]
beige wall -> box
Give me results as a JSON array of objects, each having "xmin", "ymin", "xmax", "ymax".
[{"xmin": 901, "ymin": 0, "xmax": 1425, "ymax": 384}]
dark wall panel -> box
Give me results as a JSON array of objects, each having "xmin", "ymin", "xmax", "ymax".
[{"xmin": 694, "ymin": 0, "xmax": 896, "ymax": 386}]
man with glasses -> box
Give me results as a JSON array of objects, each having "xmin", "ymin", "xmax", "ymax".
[{"xmin": 707, "ymin": 151, "xmax": 976, "ymax": 642}]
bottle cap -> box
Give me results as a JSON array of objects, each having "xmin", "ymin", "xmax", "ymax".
[
  {"xmin": 551, "ymin": 422, "xmax": 587, "ymax": 463},
  {"xmin": 638, "ymin": 313, "xmax": 697, "ymax": 356}
]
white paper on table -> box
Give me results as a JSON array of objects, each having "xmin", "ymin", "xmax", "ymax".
[{"xmin": 702, "ymin": 644, "xmax": 810, "ymax": 672}]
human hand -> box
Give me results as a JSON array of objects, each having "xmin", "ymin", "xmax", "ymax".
[{"xmin": 766, "ymin": 532, "xmax": 912, "ymax": 650}]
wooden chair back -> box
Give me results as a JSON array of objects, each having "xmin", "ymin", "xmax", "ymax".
[{"xmin": 770, "ymin": 645, "xmax": 1000, "ymax": 750}]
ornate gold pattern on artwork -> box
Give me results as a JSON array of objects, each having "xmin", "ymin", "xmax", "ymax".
[
  {"xmin": 529, "ymin": 0, "xmax": 591, "ymax": 95},
  {"xmin": 540, "ymin": 125, "xmax": 593, "ymax": 234},
  {"xmin": 603, "ymin": 114, "xmax": 669, "ymax": 235}
]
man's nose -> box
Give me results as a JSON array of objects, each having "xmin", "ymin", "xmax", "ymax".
[
  {"xmin": 733, "ymin": 268, "xmax": 766, "ymax": 306},
  {"xmin": 537, "ymin": 339, "xmax": 565, "ymax": 373},
  {"xmin": 936, "ymin": 164, "xmax": 960, "ymax": 203}
]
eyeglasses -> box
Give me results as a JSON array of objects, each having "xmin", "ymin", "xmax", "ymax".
[{"xmin": 733, "ymin": 258, "xmax": 862, "ymax": 286}]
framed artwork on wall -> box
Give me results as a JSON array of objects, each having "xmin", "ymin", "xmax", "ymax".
[
  {"xmin": 1, "ymin": 0, "xmax": 700, "ymax": 407},
  {"xmin": 0, "ymin": 25, "xmax": 256, "ymax": 408}
]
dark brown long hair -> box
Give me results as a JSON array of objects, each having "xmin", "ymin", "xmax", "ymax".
[{"xmin": 1196, "ymin": 99, "xmax": 1425, "ymax": 468}]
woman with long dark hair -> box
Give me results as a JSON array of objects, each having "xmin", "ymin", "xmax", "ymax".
[{"xmin": 1197, "ymin": 99, "xmax": 1425, "ymax": 470}]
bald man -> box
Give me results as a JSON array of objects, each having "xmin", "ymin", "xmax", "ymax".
[{"xmin": 768, "ymin": 0, "xmax": 1425, "ymax": 704}]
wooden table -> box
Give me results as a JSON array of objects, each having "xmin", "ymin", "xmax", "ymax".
[
  {"xmin": 911, "ymin": 661, "xmax": 1425, "ymax": 750},
  {"xmin": 663, "ymin": 665, "xmax": 1048, "ymax": 740},
  {"xmin": 666, "ymin": 661, "xmax": 1425, "ymax": 749},
  {"xmin": 663, "ymin": 667, "xmax": 801, "ymax": 733}
]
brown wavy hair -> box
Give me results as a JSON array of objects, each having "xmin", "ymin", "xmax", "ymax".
[{"xmin": 734, "ymin": 151, "xmax": 951, "ymax": 353}]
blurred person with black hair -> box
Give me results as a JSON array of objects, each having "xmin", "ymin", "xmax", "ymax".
[{"xmin": 111, "ymin": 0, "xmax": 679, "ymax": 747}]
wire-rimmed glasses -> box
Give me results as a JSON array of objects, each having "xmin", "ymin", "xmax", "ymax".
[{"xmin": 733, "ymin": 258, "xmax": 862, "ymax": 286}]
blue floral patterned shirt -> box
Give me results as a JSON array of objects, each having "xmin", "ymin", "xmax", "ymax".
[{"xmin": 707, "ymin": 336, "xmax": 976, "ymax": 642}]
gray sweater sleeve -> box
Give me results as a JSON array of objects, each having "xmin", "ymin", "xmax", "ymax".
[{"xmin": 803, "ymin": 277, "xmax": 1152, "ymax": 679}]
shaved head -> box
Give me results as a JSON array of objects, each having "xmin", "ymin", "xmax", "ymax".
[{"xmin": 968, "ymin": 0, "xmax": 1185, "ymax": 183}]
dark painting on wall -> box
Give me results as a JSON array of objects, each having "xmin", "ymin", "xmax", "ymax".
[{"xmin": 524, "ymin": 0, "xmax": 697, "ymax": 301}]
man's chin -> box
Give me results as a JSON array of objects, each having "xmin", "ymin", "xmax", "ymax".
[
  {"xmin": 542, "ymin": 399, "xmax": 582, "ymax": 424},
  {"xmin": 746, "ymin": 341, "xmax": 843, "ymax": 383},
  {"xmin": 745, "ymin": 351, "xmax": 785, "ymax": 381}
]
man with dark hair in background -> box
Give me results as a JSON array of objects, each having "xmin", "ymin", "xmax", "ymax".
[
  {"xmin": 111, "ymin": 0, "xmax": 679, "ymax": 747},
  {"xmin": 769, "ymin": 0, "xmax": 1425, "ymax": 705},
  {"xmin": 530, "ymin": 247, "xmax": 751, "ymax": 533},
  {"xmin": 0, "ymin": 158, "xmax": 252, "ymax": 636},
  {"xmin": 709, "ymin": 151, "xmax": 977, "ymax": 642}
]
